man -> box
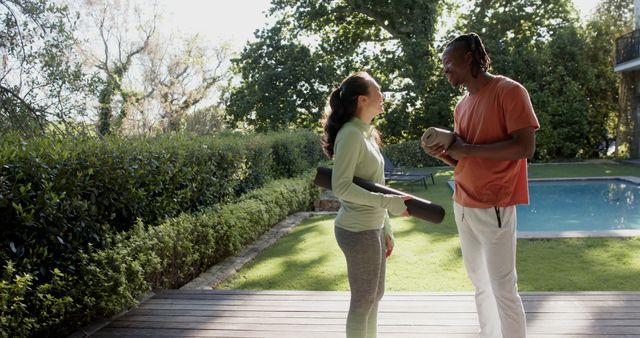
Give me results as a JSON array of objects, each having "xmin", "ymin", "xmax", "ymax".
[{"xmin": 422, "ymin": 33, "xmax": 539, "ymax": 338}]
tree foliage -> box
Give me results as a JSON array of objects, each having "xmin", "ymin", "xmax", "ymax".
[
  {"xmin": 74, "ymin": 0, "xmax": 233, "ymax": 136},
  {"xmin": 142, "ymin": 36, "xmax": 231, "ymax": 133},
  {"xmin": 228, "ymin": 0, "xmax": 456, "ymax": 141},
  {"xmin": 77, "ymin": 0, "xmax": 158, "ymax": 136},
  {"xmin": 1, "ymin": 0, "xmax": 633, "ymax": 151},
  {"xmin": 229, "ymin": 0, "xmax": 635, "ymax": 159},
  {"xmin": 0, "ymin": 0, "xmax": 96, "ymax": 136},
  {"xmin": 226, "ymin": 21, "xmax": 333, "ymax": 132},
  {"xmin": 583, "ymin": 0, "xmax": 633, "ymax": 157},
  {"xmin": 458, "ymin": 0, "xmax": 628, "ymax": 160}
]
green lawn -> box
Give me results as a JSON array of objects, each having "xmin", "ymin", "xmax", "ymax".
[{"xmin": 218, "ymin": 162, "xmax": 640, "ymax": 291}]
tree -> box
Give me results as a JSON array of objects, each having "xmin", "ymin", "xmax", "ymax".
[
  {"xmin": 183, "ymin": 104, "xmax": 226, "ymax": 135},
  {"xmin": 0, "ymin": 0, "xmax": 96, "ymax": 136},
  {"xmin": 536, "ymin": 26, "xmax": 593, "ymax": 159},
  {"xmin": 229, "ymin": 0, "xmax": 455, "ymax": 141},
  {"xmin": 108, "ymin": 33, "xmax": 233, "ymax": 136},
  {"xmin": 147, "ymin": 36, "xmax": 231, "ymax": 133},
  {"xmin": 74, "ymin": 1, "xmax": 233, "ymax": 136},
  {"xmin": 458, "ymin": 0, "xmax": 606, "ymax": 160},
  {"xmin": 227, "ymin": 21, "xmax": 334, "ymax": 132},
  {"xmin": 76, "ymin": 0, "xmax": 157, "ymax": 136},
  {"xmin": 583, "ymin": 0, "xmax": 634, "ymax": 157}
]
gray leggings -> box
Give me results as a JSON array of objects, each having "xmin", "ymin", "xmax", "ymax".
[{"xmin": 335, "ymin": 226, "xmax": 386, "ymax": 338}]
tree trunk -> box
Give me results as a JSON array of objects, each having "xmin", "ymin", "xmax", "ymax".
[
  {"xmin": 626, "ymin": 71, "xmax": 640, "ymax": 159},
  {"xmin": 98, "ymin": 83, "xmax": 114, "ymax": 136}
]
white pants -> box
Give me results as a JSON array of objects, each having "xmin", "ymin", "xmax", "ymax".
[{"xmin": 453, "ymin": 202, "xmax": 527, "ymax": 338}]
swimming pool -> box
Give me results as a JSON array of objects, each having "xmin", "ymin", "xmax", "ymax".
[
  {"xmin": 517, "ymin": 178, "xmax": 640, "ymax": 236},
  {"xmin": 448, "ymin": 177, "xmax": 640, "ymax": 237}
]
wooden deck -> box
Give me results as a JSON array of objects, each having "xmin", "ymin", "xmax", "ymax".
[{"xmin": 91, "ymin": 290, "xmax": 640, "ymax": 337}]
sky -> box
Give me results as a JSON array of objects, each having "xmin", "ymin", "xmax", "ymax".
[
  {"xmin": 158, "ymin": 0, "xmax": 273, "ymax": 51},
  {"xmin": 157, "ymin": 0, "xmax": 603, "ymax": 53}
]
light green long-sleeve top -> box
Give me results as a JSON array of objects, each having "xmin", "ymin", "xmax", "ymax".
[{"xmin": 332, "ymin": 117, "xmax": 407, "ymax": 236}]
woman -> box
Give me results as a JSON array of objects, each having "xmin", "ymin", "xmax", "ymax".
[{"xmin": 321, "ymin": 71, "xmax": 410, "ymax": 338}]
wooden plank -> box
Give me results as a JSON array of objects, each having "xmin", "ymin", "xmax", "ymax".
[
  {"xmin": 158, "ymin": 289, "xmax": 640, "ymax": 295},
  {"xmin": 155, "ymin": 290, "xmax": 640, "ymax": 301},
  {"xmin": 103, "ymin": 320, "xmax": 640, "ymax": 334},
  {"xmin": 134, "ymin": 303, "xmax": 640, "ymax": 314},
  {"xmin": 115, "ymin": 315, "xmax": 640, "ymax": 328},
  {"xmin": 92, "ymin": 328, "xmax": 346, "ymax": 337},
  {"xmin": 91, "ymin": 328, "xmax": 485, "ymax": 338},
  {"xmin": 93, "ymin": 328, "xmax": 640, "ymax": 338},
  {"xmin": 92, "ymin": 332, "xmax": 640, "ymax": 338},
  {"xmin": 118, "ymin": 314, "xmax": 485, "ymax": 325},
  {"xmin": 105, "ymin": 321, "xmax": 479, "ymax": 333},
  {"xmin": 146, "ymin": 294, "xmax": 640, "ymax": 305},
  {"xmin": 527, "ymin": 336, "xmax": 640, "ymax": 338},
  {"xmin": 145, "ymin": 297, "xmax": 640, "ymax": 308},
  {"xmin": 125, "ymin": 308, "xmax": 640, "ymax": 320},
  {"xmin": 134, "ymin": 304, "xmax": 478, "ymax": 312}
]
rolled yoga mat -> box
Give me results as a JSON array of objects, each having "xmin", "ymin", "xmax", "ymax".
[
  {"xmin": 421, "ymin": 127, "xmax": 455, "ymax": 148},
  {"xmin": 314, "ymin": 167, "xmax": 445, "ymax": 224}
]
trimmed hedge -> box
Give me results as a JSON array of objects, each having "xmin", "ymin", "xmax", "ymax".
[
  {"xmin": 1, "ymin": 172, "xmax": 320, "ymax": 337},
  {"xmin": 383, "ymin": 140, "xmax": 441, "ymax": 168},
  {"xmin": 0, "ymin": 130, "xmax": 320, "ymax": 280}
]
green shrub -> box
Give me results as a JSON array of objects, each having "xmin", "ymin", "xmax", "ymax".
[
  {"xmin": 237, "ymin": 136, "xmax": 275, "ymax": 194},
  {"xmin": 0, "ymin": 130, "xmax": 322, "ymax": 336},
  {"xmin": 76, "ymin": 172, "xmax": 319, "ymax": 334},
  {"xmin": 383, "ymin": 140, "xmax": 441, "ymax": 168},
  {"xmin": 269, "ymin": 131, "xmax": 322, "ymax": 178},
  {"xmin": 0, "ymin": 131, "xmax": 320, "ymax": 278},
  {"xmin": 0, "ymin": 261, "xmax": 79, "ymax": 337},
  {"xmin": 1, "ymin": 172, "xmax": 320, "ymax": 337}
]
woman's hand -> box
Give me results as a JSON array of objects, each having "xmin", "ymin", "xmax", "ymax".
[
  {"xmin": 385, "ymin": 233, "xmax": 394, "ymax": 257},
  {"xmin": 401, "ymin": 195, "xmax": 411, "ymax": 217}
]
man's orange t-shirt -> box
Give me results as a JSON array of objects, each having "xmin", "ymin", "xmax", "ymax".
[{"xmin": 453, "ymin": 75, "xmax": 540, "ymax": 208}]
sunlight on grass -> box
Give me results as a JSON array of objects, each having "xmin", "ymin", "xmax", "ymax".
[
  {"xmin": 528, "ymin": 162, "xmax": 640, "ymax": 178},
  {"xmin": 219, "ymin": 216, "xmax": 350, "ymax": 290},
  {"xmin": 518, "ymin": 237, "xmax": 640, "ymax": 291},
  {"xmin": 219, "ymin": 213, "xmax": 474, "ymax": 291},
  {"xmin": 220, "ymin": 163, "xmax": 640, "ymax": 291}
]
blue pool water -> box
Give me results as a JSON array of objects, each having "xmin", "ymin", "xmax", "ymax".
[{"xmin": 517, "ymin": 179, "xmax": 640, "ymax": 232}]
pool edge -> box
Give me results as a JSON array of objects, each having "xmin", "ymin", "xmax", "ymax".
[{"xmin": 517, "ymin": 229, "xmax": 640, "ymax": 238}]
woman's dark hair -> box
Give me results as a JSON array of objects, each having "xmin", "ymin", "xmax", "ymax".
[
  {"xmin": 445, "ymin": 32, "xmax": 491, "ymax": 78},
  {"xmin": 321, "ymin": 71, "xmax": 381, "ymax": 158}
]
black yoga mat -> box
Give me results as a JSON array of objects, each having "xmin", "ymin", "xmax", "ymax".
[{"xmin": 314, "ymin": 167, "xmax": 445, "ymax": 224}]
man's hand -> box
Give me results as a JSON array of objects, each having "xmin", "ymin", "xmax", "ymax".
[
  {"xmin": 421, "ymin": 138, "xmax": 460, "ymax": 167},
  {"xmin": 444, "ymin": 135, "xmax": 469, "ymax": 160},
  {"xmin": 441, "ymin": 127, "xmax": 536, "ymax": 161},
  {"xmin": 421, "ymin": 141, "xmax": 446, "ymax": 158}
]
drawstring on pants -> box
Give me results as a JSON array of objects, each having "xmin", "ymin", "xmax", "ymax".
[{"xmin": 494, "ymin": 207, "xmax": 502, "ymax": 228}]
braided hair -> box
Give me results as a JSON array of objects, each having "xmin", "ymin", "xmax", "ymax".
[
  {"xmin": 321, "ymin": 71, "xmax": 382, "ymax": 158},
  {"xmin": 445, "ymin": 32, "xmax": 491, "ymax": 78}
]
